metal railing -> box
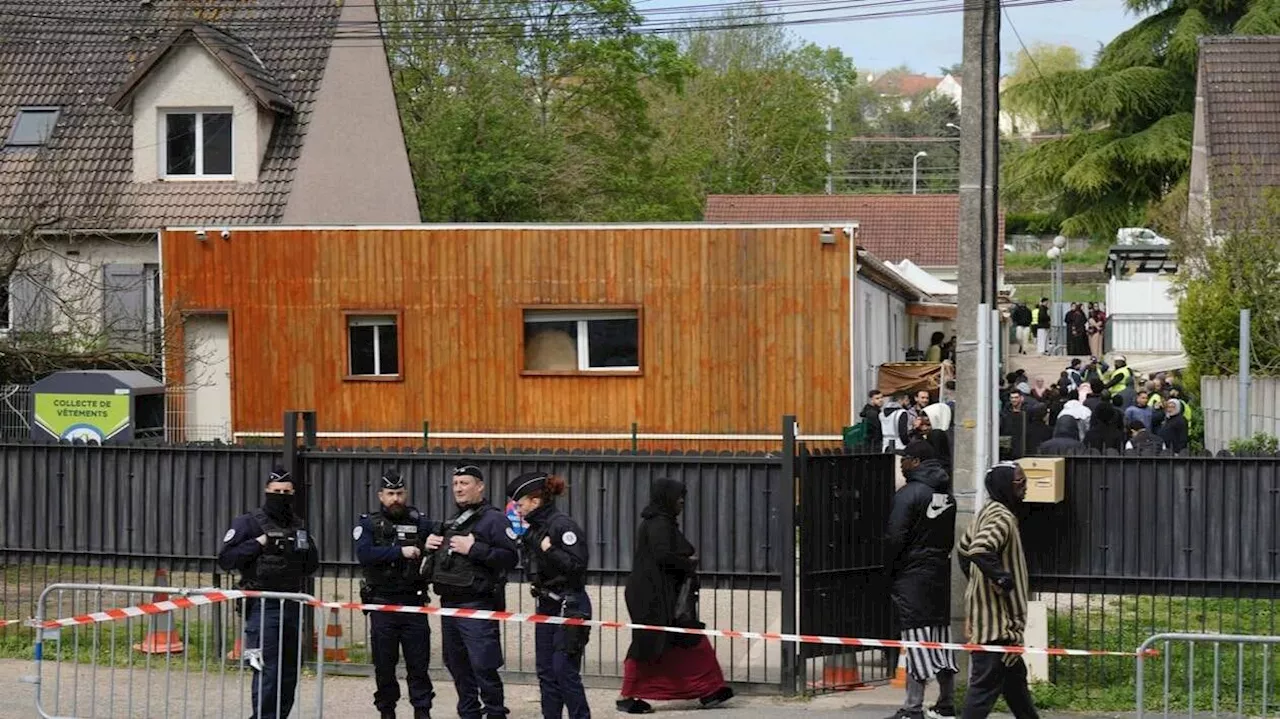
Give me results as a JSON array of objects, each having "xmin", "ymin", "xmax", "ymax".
[
  {"xmin": 1137, "ymin": 632, "xmax": 1280, "ymax": 718},
  {"xmin": 30, "ymin": 582, "xmax": 323, "ymax": 719}
]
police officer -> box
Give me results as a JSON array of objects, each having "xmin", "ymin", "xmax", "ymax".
[
  {"xmin": 354, "ymin": 468, "xmax": 436, "ymax": 719},
  {"xmin": 425, "ymin": 464, "xmax": 519, "ymax": 719},
  {"xmin": 507, "ymin": 471, "xmax": 592, "ymax": 719},
  {"xmin": 217, "ymin": 465, "xmax": 319, "ymax": 719}
]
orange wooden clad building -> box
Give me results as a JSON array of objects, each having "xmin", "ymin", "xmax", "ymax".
[{"xmin": 160, "ymin": 224, "xmax": 926, "ymax": 449}]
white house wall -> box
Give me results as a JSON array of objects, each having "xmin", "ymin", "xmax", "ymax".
[
  {"xmin": 855, "ymin": 275, "xmax": 908, "ymax": 403},
  {"xmin": 129, "ymin": 43, "xmax": 268, "ymax": 183}
]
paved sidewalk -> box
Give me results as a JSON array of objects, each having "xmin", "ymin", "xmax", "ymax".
[{"xmin": 0, "ymin": 659, "xmax": 1130, "ymax": 718}]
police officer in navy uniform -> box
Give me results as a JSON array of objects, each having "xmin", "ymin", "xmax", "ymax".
[
  {"xmin": 354, "ymin": 468, "xmax": 436, "ymax": 719},
  {"xmin": 507, "ymin": 471, "xmax": 593, "ymax": 719},
  {"xmin": 217, "ymin": 465, "xmax": 319, "ymax": 719},
  {"xmin": 424, "ymin": 464, "xmax": 519, "ymax": 719}
]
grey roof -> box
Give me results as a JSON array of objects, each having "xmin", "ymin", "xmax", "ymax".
[
  {"xmin": 1198, "ymin": 36, "xmax": 1280, "ymax": 222},
  {"xmin": 31, "ymin": 368, "xmax": 165, "ymax": 393},
  {"xmin": 0, "ymin": 0, "xmax": 343, "ymax": 231}
]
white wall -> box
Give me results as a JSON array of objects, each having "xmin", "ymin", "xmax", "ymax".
[
  {"xmin": 856, "ymin": 276, "xmax": 910, "ymax": 403},
  {"xmin": 129, "ymin": 42, "xmax": 271, "ymax": 183},
  {"xmin": 1107, "ymin": 274, "xmax": 1184, "ymax": 353},
  {"xmin": 1202, "ymin": 376, "xmax": 1280, "ymax": 453}
]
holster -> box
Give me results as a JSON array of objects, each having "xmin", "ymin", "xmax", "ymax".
[{"xmin": 561, "ymin": 600, "xmax": 592, "ymax": 658}]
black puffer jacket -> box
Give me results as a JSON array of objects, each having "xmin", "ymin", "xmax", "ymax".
[{"xmin": 884, "ymin": 459, "xmax": 956, "ymax": 629}]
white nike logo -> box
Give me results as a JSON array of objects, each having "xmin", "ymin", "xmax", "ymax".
[{"xmin": 926, "ymin": 493, "xmax": 954, "ymax": 519}]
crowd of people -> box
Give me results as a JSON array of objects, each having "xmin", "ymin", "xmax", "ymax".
[
  {"xmin": 1009, "ymin": 299, "xmax": 1108, "ymax": 357},
  {"xmin": 859, "ymin": 354, "xmax": 1195, "ymax": 462}
]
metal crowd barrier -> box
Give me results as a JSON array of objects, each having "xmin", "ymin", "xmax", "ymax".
[
  {"xmin": 30, "ymin": 583, "xmax": 324, "ymax": 719},
  {"xmin": 1137, "ymin": 632, "xmax": 1280, "ymax": 718}
]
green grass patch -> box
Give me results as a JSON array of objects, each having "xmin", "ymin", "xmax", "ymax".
[
  {"xmin": 1013, "ymin": 283, "xmax": 1105, "ymax": 303},
  {"xmin": 1004, "ymin": 247, "xmax": 1111, "ymax": 270}
]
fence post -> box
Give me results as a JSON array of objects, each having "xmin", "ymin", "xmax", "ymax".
[
  {"xmin": 1240, "ymin": 309, "xmax": 1252, "ymax": 440},
  {"xmin": 780, "ymin": 414, "xmax": 799, "ymax": 695}
]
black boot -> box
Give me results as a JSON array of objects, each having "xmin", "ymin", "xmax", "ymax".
[
  {"xmin": 380, "ymin": 711, "xmax": 396, "ymax": 719},
  {"xmin": 413, "ymin": 709, "xmax": 431, "ymax": 719},
  {"xmin": 699, "ymin": 687, "xmax": 734, "ymax": 709},
  {"xmin": 616, "ymin": 698, "xmax": 654, "ymax": 714}
]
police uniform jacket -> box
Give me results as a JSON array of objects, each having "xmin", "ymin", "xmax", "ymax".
[
  {"xmin": 430, "ymin": 503, "xmax": 520, "ymax": 605},
  {"xmin": 218, "ymin": 509, "xmax": 320, "ymax": 593},
  {"xmin": 521, "ymin": 503, "xmax": 588, "ymax": 594},
  {"xmin": 354, "ymin": 507, "xmax": 435, "ymax": 601}
]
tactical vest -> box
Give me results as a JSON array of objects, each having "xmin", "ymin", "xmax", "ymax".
[
  {"xmin": 243, "ymin": 509, "xmax": 310, "ymax": 592},
  {"xmin": 431, "ymin": 505, "xmax": 497, "ymax": 597},
  {"xmin": 363, "ymin": 509, "xmax": 428, "ymax": 596},
  {"xmin": 1107, "ymin": 366, "xmax": 1132, "ymax": 393}
]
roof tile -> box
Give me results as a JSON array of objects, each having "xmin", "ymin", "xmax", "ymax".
[
  {"xmin": 1199, "ymin": 36, "xmax": 1280, "ymax": 222},
  {"xmin": 703, "ymin": 194, "xmax": 1004, "ymax": 268}
]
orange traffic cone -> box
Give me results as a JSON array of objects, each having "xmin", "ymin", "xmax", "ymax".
[
  {"xmin": 132, "ymin": 568, "xmax": 185, "ymax": 655},
  {"xmin": 818, "ymin": 653, "xmax": 870, "ymax": 691},
  {"xmin": 320, "ymin": 608, "xmax": 349, "ymax": 663},
  {"xmin": 890, "ymin": 650, "xmax": 908, "ymax": 688}
]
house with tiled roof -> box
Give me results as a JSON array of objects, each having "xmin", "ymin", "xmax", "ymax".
[
  {"xmin": 0, "ymin": 1, "xmax": 418, "ymax": 373},
  {"xmin": 703, "ymin": 193, "xmax": 1005, "ymax": 282},
  {"xmin": 1188, "ymin": 36, "xmax": 1280, "ymax": 233}
]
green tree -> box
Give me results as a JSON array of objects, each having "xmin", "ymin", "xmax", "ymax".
[
  {"xmin": 1001, "ymin": 0, "xmax": 1280, "ymax": 240},
  {"xmin": 1002, "ymin": 42, "xmax": 1084, "ymax": 130},
  {"xmin": 840, "ymin": 85, "xmax": 961, "ymax": 194},
  {"xmin": 1175, "ymin": 192, "xmax": 1280, "ymax": 388}
]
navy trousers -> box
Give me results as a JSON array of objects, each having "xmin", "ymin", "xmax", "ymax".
[
  {"xmin": 442, "ymin": 599, "xmax": 508, "ymax": 718},
  {"xmin": 244, "ymin": 598, "xmax": 302, "ymax": 719},
  {"xmin": 534, "ymin": 592, "xmax": 592, "ymax": 719},
  {"xmin": 370, "ymin": 610, "xmax": 435, "ymax": 712}
]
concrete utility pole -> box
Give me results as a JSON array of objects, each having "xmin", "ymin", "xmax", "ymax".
[
  {"xmin": 954, "ymin": 0, "xmax": 1002, "ymax": 503},
  {"xmin": 951, "ymin": 0, "xmax": 1002, "ymax": 656}
]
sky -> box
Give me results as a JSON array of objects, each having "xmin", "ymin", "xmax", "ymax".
[{"xmin": 777, "ymin": 0, "xmax": 1141, "ymax": 74}]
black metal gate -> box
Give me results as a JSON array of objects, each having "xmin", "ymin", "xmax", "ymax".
[{"xmin": 797, "ymin": 447, "xmax": 898, "ymax": 693}]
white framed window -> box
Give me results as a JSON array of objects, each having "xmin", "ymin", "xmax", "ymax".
[
  {"xmin": 7, "ymin": 107, "xmax": 59, "ymax": 147},
  {"xmin": 160, "ymin": 109, "xmax": 233, "ymax": 179},
  {"xmin": 523, "ymin": 308, "xmax": 640, "ymax": 373},
  {"xmin": 346, "ymin": 314, "xmax": 400, "ymax": 379}
]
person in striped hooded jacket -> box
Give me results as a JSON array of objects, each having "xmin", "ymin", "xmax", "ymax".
[{"xmin": 956, "ymin": 463, "xmax": 1040, "ymax": 719}]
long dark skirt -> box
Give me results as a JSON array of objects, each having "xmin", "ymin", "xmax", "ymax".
[{"xmin": 620, "ymin": 637, "xmax": 727, "ymax": 701}]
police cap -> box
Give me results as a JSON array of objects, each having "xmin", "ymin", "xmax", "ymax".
[
  {"xmin": 267, "ymin": 466, "xmax": 292, "ymax": 486},
  {"xmin": 379, "ymin": 468, "xmax": 405, "ymax": 490},
  {"xmin": 453, "ymin": 464, "xmax": 484, "ymax": 482},
  {"xmin": 507, "ymin": 471, "xmax": 547, "ymax": 501}
]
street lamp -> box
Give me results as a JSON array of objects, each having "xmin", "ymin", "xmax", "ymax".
[
  {"xmin": 912, "ymin": 151, "xmax": 928, "ymax": 194},
  {"xmin": 1046, "ymin": 236, "xmax": 1067, "ymax": 355}
]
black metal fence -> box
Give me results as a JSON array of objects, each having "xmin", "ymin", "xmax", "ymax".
[
  {"xmin": 0, "ymin": 438, "xmax": 792, "ymax": 688},
  {"xmin": 1023, "ymin": 450, "xmax": 1280, "ymax": 709}
]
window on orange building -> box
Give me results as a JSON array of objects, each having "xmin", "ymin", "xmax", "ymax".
[
  {"xmin": 523, "ymin": 309, "xmax": 640, "ymax": 373},
  {"xmin": 347, "ymin": 314, "xmax": 400, "ymax": 378}
]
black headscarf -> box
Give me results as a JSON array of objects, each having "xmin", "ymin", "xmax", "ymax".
[
  {"xmin": 642, "ymin": 478, "xmax": 686, "ymax": 520},
  {"xmin": 985, "ymin": 463, "xmax": 1023, "ymax": 511}
]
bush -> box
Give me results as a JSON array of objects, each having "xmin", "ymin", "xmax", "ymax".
[{"xmin": 1227, "ymin": 432, "xmax": 1280, "ymax": 455}]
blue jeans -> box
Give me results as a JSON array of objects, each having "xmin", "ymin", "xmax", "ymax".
[
  {"xmin": 535, "ymin": 591, "xmax": 592, "ymax": 719},
  {"xmin": 442, "ymin": 598, "xmax": 507, "ymax": 717},
  {"xmin": 244, "ymin": 598, "xmax": 302, "ymax": 719}
]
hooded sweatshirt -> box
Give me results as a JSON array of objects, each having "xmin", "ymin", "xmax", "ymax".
[
  {"xmin": 884, "ymin": 459, "xmax": 956, "ymax": 629},
  {"xmin": 957, "ymin": 464, "xmax": 1029, "ymax": 650},
  {"xmin": 1037, "ymin": 415, "xmax": 1085, "ymax": 456}
]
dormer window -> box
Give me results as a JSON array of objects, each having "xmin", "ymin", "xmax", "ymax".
[{"xmin": 161, "ymin": 109, "xmax": 232, "ymax": 179}]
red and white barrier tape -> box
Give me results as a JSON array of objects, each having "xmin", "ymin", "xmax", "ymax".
[
  {"xmin": 31, "ymin": 589, "xmax": 1147, "ymax": 658},
  {"xmin": 1, "ymin": 619, "xmax": 23, "ymax": 627}
]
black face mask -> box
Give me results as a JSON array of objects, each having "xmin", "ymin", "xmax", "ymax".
[{"xmin": 264, "ymin": 493, "xmax": 294, "ymax": 521}]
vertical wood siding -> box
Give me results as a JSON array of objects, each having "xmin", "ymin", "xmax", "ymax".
[{"xmin": 162, "ymin": 227, "xmax": 851, "ymax": 439}]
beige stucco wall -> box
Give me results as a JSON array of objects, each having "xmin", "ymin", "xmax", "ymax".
[
  {"xmin": 1187, "ymin": 63, "xmax": 1210, "ymax": 232},
  {"xmin": 129, "ymin": 42, "xmax": 272, "ymax": 183},
  {"xmin": 282, "ymin": 0, "xmax": 420, "ymax": 224}
]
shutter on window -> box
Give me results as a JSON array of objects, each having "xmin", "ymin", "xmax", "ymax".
[
  {"xmin": 102, "ymin": 264, "xmax": 147, "ymax": 353},
  {"xmin": 9, "ymin": 260, "xmax": 53, "ymax": 334}
]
